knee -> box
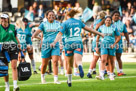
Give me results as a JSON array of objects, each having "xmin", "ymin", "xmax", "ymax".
[
  {"xmin": 53, "ymin": 60, "xmax": 58, "ymax": 67},
  {"xmin": 101, "ymin": 59, "xmax": 106, "ymax": 63},
  {"xmin": 11, "ymin": 65, "xmax": 17, "ymax": 70}
]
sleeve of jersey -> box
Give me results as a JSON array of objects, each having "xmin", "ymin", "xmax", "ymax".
[
  {"xmin": 81, "ymin": 22, "xmax": 85, "ymax": 28},
  {"xmin": 98, "ymin": 28, "xmax": 101, "ymax": 33},
  {"xmin": 38, "ymin": 22, "xmax": 44, "ymax": 32},
  {"xmin": 123, "ymin": 24, "xmax": 128, "ymax": 33},
  {"xmin": 115, "ymin": 28, "xmax": 120, "ymax": 36},
  {"xmin": 59, "ymin": 22, "xmax": 66, "ymax": 34}
]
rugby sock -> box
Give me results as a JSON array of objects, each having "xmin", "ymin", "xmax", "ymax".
[
  {"xmin": 115, "ymin": 60, "xmax": 120, "ymax": 73},
  {"xmin": 100, "ymin": 70, "xmax": 105, "ymax": 77},
  {"xmin": 54, "ymin": 75, "xmax": 58, "ymax": 82},
  {"xmin": 88, "ymin": 69, "xmax": 93, "ymax": 74},
  {"xmin": 74, "ymin": 68, "xmax": 78, "ymax": 73},
  {"xmin": 13, "ymin": 80, "xmax": 17, "ymax": 88},
  {"xmin": 67, "ymin": 74, "xmax": 72, "ymax": 83},
  {"xmin": 5, "ymin": 82, "xmax": 9, "ymax": 88},
  {"xmin": 119, "ymin": 69, "xmax": 123, "ymax": 73},
  {"xmin": 31, "ymin": 59, "xmax": 36, "ymax": 71},
  {"xmin": 65, "ymin": 70, "xmax": 67, "ymax": 76},
  {"xmin": 61, "ymin": 67, "xmax": 64, "ymax": 73},
  {"xmin": 41, "ymin": 74, "xmax": 45, "ymax": 81},
  {"xmin": 93, "ymin": 68, "xmax": 96, "ymax": 71},
  {"xmin": 98, "ymin": 60, "xmax": 101, "ymax": 74},
  {"xmin": 107, "ymin": 71, "xmax": 110, "ymax": 76}
]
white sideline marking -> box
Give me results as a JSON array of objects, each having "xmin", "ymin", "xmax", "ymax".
[{"xmin": 0, "ymin": 76, "xmax": 136, "ymax": 88}]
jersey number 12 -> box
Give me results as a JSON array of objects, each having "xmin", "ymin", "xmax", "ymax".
[{"xmin": 70, "ymin": 27, "xmax": 80, "ymax": 37}]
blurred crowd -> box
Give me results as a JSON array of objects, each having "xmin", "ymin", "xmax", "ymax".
[
  {"xmin": 22, "ymin": 0, "xmax": 136, "ymax": 53},
  {"xmin": 1, "ymin": 0, "xmax": 136, "ymax": 53}
]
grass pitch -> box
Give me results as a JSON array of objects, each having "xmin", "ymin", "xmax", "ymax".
[{"xmin": 0, "ymin": 62, "xmax": 136, "ymax": 91}]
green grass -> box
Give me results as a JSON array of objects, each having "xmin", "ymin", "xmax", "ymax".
[{"xmin": 0, "ymin": 62, "xmax": 136, "ymax": 91}]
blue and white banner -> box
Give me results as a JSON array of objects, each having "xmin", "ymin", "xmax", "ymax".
[
  {"xmin": 119, "ymin": 6, "xmax": 122, "ymax": 16},
  {"xmin": 81, "ymin": 7, "xmax": 93, "ymax": 23},
  {"xmin": 133, "ymin": 13, "xmax": 136, "ymax": 24},
  {"xmin": 24, "ymin": 9, "xmax": 34, "ymax": 21}
]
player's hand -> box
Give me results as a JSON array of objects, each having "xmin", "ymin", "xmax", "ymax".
[
  {"xmin": 95, "ymin": 47, "xmax": 99, "ymax": 54},
  {"xmin": 116, "ymin": 44, "xmax": 119, "ymax": 49},
  {"xmin": 31, "ymin": 35, "xmax": 34, "ymax": 41},
  {"xmin": 29, "ymin": 24, "xmax": 34, "ymax": 28},
  {"xmin": 101, "ymin": 33, "xmax": 105, "ymax": 38},
  {"xmin": 110, "ymin": 44, "xmax": 115, "ymax": 49},
  {"xmin": 50, "ymin": 42, "xmax": 56, "ymax": 48}
]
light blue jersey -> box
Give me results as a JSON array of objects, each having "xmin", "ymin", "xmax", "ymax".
[
  {"xmin": 38, "ymin": 20, "xmax": 61, "ymax": 58},
  {"xmin": 60, "ymin": 18, "xmax": 85, "ymax": 43},
  {"xmin": 113, "ymin": 20, "xmax": 128, "ymax": 43},
  {"xmin": 98, "ymin": 24, "xmax": 120, "ymax": 56},
  {"xmin": 38, "ymin": 20, "xmax": 61, "ymax": 43},
  {"xmin": 17, "ymin": 28, "xmax": 27, "ymax": 51},
  {"xmin": 113, "ymin": 20, "xmax": 128, "ymax": 53},
  {"xmin": 60, "ymin": 18, "xmax": 85, "ymax": 56},
  {"xmin": 98, "ymin": 24, "xmax": 120, "ymax": 45},
  {"xmin": 25, "ymin": 23, "xmax": 33, "ymax": 45},
  {"xmin": 17, "ymin": 28, "xmax": 26, "ymax": 44}
]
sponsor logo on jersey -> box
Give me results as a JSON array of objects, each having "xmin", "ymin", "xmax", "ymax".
[
  {"xmin": 9, "ymin": 30, "xmax": 13, "ymax": 33},
  {"xmin": 46, "ymin": 29, "xmax": 57, "ymax": 32}
]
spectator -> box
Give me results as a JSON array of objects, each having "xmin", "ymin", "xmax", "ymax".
[
  {"xmin": 92, "ymin": 2, "xmax": 102, "ymax": 16},
  {"xmin": 29, "ymin": 6, "xmax": 34, "ymax": 14},
  {"xmin": 126, "ymin": 19, "xmax": 134, "ymax": 34},
  {"xmin": 38, "ymin": 4, "xmax": 44, "ymax": 18},
  {"xmin": 57, "ymin": 2, "xmax": 65, "ymax": 22},
  {"xmin": 73, "ymin": 2, "xmax": 83, "ymax": 19},
  {"xmin": 106, "ymin": 1, "xmax": 111, "ymax": 10},
  {"xmin": 101, "ymin": 0, "xmax": 106, "ymax": 10},
  {"xmin": 65, "ymin": 3, "xmax": 72, "ymax": 13},
  {"xmin": 122, "ymin": 11, "xmax": 133, "ymax": 24},
  {"xmin": 130, "ymin": 7, "xmax": 135, "ymax": 17},
  {"xmin": 2, "ymin": 0, "xmax": 12, "ymax": 12},
  {"xmin": 127, "ymin": 2, "xmax": 132, "ymax": 13},
  {"xmin": 133, "ymin": 1, "xmax": 136, "ymax": 9},
  {"xmin": 53, "ymin": 5, "xmax": 59, "ymax": 18},
  {"xmin": 122, "ymin": 8, "xmax": 126, "ymax": 17},
  {"xmin": 111, "ymin": 0, "xmax": 120, "ymax": 10},
  {"xmin": 121, "ymin": 0, "xmax": 128, "ymax": 10},
  {"xmin": 32, "ymin": 2, "xmax": 38, "ymax": 17}
]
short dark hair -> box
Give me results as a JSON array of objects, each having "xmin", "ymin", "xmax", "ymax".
[
  {"xmin": 105, "ymin": 16, "xmax": 112, "ymax": 21},
  {"xmin": 22, "ymin": 18, "xmax": 28, "ymax": 23},
  {"xmin": 45, "ymin": 10, "xmax": 55, "ymax": 17},
  {"xmin": 111, "ymin": 10, "xmax": 120, "ymax": 17}
]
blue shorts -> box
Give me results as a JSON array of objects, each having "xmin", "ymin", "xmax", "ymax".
[
  {"xmin": 41, "ymin": 42, "xmax": 60, "ymax": 58},
  {"xmin": 65, "ymin": 41, "xmax": 83, "ymax": 56},
  {"xmin": 116, "ymin": 42, "xmax": 123, "ymax": 53},
  {"xmin": 92, "ymin": 41, "xmax": 101, "ymax": 52},
  {"xmin": 26, "ymin": 37, "xmax": 32, "ymax": 45},
  {"xmin": 101, "ymin": 48, "xmax": 116, "ymax": 56}
]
